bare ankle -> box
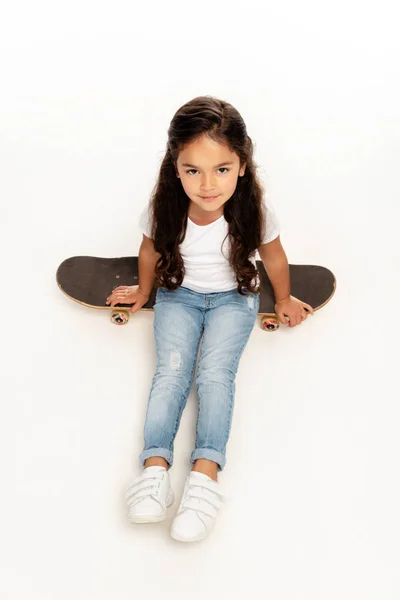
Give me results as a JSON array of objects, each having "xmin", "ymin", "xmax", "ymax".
[
  {"xmin": 192, "ymin": 459, "xmax": 218, "ymax": 481},
  {"xmin": 144, "ymin": 457, "xmax": 169, "ymax": 470}
]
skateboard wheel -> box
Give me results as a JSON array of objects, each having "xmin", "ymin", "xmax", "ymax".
[
  {"xmin": 111, "ymin": 311, "xmax": 129, "ymax": 325},
  {"xmin": 261, "ymin": 316, "xmax": 279, "ymax": 332}
]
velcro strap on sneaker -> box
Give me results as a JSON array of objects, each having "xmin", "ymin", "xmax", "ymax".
[
  {"xmin": 186, "ymin": 488, "xmax": 223, "ymax": 510},
  {"xmin": 125, "ymin": 478, "xmax": 160, "ymax": 504},
  {"xmin": 182, "ymin": 498, "xmax": 218, "ymax": 518}
]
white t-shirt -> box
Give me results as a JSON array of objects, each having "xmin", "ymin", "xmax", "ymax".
[{"xmin": 139, "ymin": 200, "xmax": 280, "ymax": 293}]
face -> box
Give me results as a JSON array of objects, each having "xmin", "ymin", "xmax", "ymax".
[{"xmin": 175, "ymin": 134, "xmax": 246, "ymax": 219}]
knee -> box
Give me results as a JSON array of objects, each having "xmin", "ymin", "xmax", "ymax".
[{"xmin": 196, "ymin": 364, "xmax": 235, "ymax": 388}]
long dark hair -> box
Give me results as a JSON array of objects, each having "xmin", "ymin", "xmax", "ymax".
[{"xmin": 149, "ymin": 95, "xmax": 266, "ymax": 295}]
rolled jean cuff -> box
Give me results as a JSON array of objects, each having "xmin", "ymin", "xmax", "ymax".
[
  {"xmin": 139, "ymin": 448, "xmax": 174, "ymax": 467},
  {"xmin": 190, "ymin": 448, "xmax": 226, "ymax": 471}
]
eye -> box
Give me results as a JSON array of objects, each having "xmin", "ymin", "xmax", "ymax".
[{"xmin": 185, "ymin": 168, "xmax": 230, "ymax": 175}]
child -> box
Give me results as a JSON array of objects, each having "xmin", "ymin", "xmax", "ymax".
[{"xmin": 106, "ymin": 96, "xmax": 314, "ymax": 543}]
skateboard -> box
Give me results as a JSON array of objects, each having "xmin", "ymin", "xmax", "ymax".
[{"xmin": 56, "ymin": 256, "xmax": 336, "ymax": 331}]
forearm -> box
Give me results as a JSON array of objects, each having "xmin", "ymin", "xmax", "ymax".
[
  {"xmin": 138, "ymin": 245, "xmax": 159, "ymax": 296},
  {"xmin": 259, "ymin": 238, "xmax": 291, "ymax": 302},
  {"xmin": 264, "ymin": 256, "xmax": 290, "ymax": 302}
]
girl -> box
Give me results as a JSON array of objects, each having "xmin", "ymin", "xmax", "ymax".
[{"xmin": 106, "ymin": 96, "xmax": 313, "ymax": 543}]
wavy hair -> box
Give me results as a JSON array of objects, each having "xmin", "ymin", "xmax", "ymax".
[{"xmin": 149, "ymin": 95, "xmax": 266, "ymax": 295}]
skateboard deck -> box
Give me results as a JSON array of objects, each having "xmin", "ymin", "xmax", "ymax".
[{"xmin": 56, "ymin": 256, "xmax": 336, "ymax": 331}]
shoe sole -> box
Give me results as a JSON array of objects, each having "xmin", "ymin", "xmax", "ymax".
[
  {"xmin": 170, "ymin": 529, "xmax": 208, "ymax": 543},
  {"xmin": 129, "ymin": 513, "xmax": 167, "ymax": 524},
  {"xmin": 128, "ymin": 490, "xmax": 175, "ymax": 524}
]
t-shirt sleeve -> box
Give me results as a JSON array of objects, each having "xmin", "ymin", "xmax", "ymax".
[
  {"xmin": 139, "ymin": 204, "xmax": 153, "ymax": 239},
  {"xmin": 261, "ymin": 198, "xmax": 280, "ymax": 245}
]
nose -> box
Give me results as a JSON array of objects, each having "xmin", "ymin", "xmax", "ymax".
[{"xmin": 200, "ymin": 173, "xmax": 216, "ymax": 192}]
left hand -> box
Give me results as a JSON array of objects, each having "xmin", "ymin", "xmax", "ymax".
[{"xmin": 274, "ymin": 295, "xmax": 314, "ymax": 328}]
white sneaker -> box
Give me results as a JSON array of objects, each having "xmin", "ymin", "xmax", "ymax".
[
  {"xmin": 170, "ymin": 471, "xmax": 225, "ymax": 542},
  {"xmin": 125, "ymin": 466, "xmax": 174, "ymax": 524}
]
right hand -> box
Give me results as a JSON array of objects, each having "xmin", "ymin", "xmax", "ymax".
[{"xmin": 106, "ymin": 285, "xmax": 150, "ymax": 314}]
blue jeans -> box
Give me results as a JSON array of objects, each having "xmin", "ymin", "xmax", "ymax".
[{"xmin": 139, "ymin": 286, "xmax": 260, "ymax": 471}]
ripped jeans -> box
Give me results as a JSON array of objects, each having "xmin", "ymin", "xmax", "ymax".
[{"xmin": 139, "ymin": 285, "xmax": 259, "ymax": 471}]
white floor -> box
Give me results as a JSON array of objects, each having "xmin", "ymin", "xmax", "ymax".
[{"xmin": 2, "ymin": 3, "xmax": 400, "ymax": 599}]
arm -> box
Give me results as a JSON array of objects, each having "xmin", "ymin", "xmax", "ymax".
[
  {"xmin": 138, "ymin": 234, "xmax": 161, "ymax": 297},
  {"xmin": 258, "ymin": 236, "xmax": 290, "ymax": 302},
  {"xmin": 106, "ymin": 234, "xmax": 160, "ymax": 312},
  {"xmin": 258, "ymin": 236, "xmax": 314, "ymax": 327}
]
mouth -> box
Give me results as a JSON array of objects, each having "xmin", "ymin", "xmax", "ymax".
[{"xmin": 200, "ymin": 195, "xmax": 220, "ymax": 200}]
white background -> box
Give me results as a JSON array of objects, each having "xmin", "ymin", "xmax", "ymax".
[{"xmin": 1, "ymin": 1, "xmax": 399, "ymax": 598}]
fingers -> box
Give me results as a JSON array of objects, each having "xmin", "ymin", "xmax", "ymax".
[
  {"xmin": 290, "ymin": 314, "xmax": 301, "ymax": 327},
  {"xmin": 106, "ymin": 290, "xmax": 131, "ymax": 307},
  {"xmin": 292, "ymin": 310, "xmax": 307, "ymax": 327},
  {"xmin": 107, "ymin": 286, "xmax": 128, "ymax": 297},
  {"xmin": 278, "ymin": 309, "xmax": 308, "ymax": 328},
  {"xmin": 130, "ymin": 302, "xmax": 141, "ymax": 314},
  {"xmin": 275, "ymin": 300, "xmax": 315, "ymax": 328},
  {"xmin": 276, "ymin": 311, "xmax": 289, "ymax": 326},
  {"xmin": 106, "ymin": 288, "xmax": 146, "ymax": 311},
  {"xmin": 281, "ymin": 311, "xmax": 299, "ymax": 327},
  {"xmin": 106, "ymin": 286, "xmax": 126, "ymax": 305},
  {"xmin": 106, "ymin": 295, "xmax": 122, "ymax": 307},
  {"xmin": 291, "ymin": 308, "xmax": 311, "ymax": 327},
  {"xmin": 303, "ymin": 303, "xmax": 314, "ymax": 315},
  {"xmin": 294, "ymin": 304, "xmax": 314, "ymax": 326}
]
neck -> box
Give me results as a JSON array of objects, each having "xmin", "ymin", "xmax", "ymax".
[{"xmin": 188, "ymin": 204, "xmax": 223, "ymax": 225}]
